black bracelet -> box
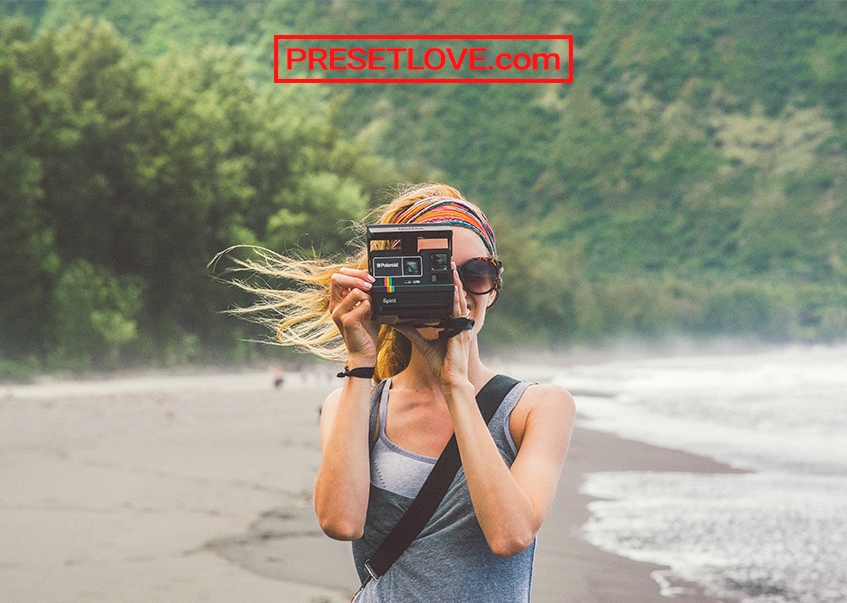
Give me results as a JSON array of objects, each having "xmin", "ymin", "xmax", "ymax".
[{"xmin": 336, "ymin": 365, "xmax": 375, "ymax": 379}]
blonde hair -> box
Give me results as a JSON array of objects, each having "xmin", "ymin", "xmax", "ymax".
[{"xmin": 221, "ymin": 183, "xmax": 485, "ymax": 382}]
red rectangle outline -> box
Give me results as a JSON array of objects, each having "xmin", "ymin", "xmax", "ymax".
[{"xmin": 274, "ymin": 34, "xmax": 574, "ymax": 84}]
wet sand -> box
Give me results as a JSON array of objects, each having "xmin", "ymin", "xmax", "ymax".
[{"xmin": 0, "ymin": 367, "xmax": 742, "ymax": 602}]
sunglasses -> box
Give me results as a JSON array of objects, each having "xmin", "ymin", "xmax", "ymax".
[{"xmin": 457, "ymin": 257, "xmax": 503, "ymax": 295}]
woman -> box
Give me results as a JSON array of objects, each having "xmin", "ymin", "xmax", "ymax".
[{"xmin": 233, "ymin": 183, "xmax": 574, "ymax": 601}]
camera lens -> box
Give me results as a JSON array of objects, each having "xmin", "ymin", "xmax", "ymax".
[{"xmin": 431, "ymin": 252, "xmax": 449, "ymax": 271}]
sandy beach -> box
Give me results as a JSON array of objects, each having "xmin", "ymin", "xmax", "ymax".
[{"xmin": 0, "ymin": 366, "xmax": 744, "ymax": 602}]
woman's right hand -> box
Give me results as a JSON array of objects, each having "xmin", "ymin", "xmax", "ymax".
[{"xmin": 329, "ymin": 267, "xmax": 379, "ymax": 364}]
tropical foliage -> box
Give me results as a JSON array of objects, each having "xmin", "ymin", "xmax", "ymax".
[
  {"xmin": 0, "ymin": 13, "xmax": 396, "ymax": 371},
  {"xmin": 2, "ymin": 0, "xmax": 846, "ymax": 374}
]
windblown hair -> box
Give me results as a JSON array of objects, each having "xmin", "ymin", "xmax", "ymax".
[{"xmin": 219, "ymin": 183, "xmax": 488, "ymax": 382}]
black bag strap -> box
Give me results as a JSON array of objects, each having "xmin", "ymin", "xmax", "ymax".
[{"xmin": 361, "ymin": 374, "xmax": 520, "ymax": 587}]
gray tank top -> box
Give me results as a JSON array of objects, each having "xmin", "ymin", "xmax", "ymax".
[
  {"xmin": 352, "ymin": 377, "xmax": 536, "ymax": 602},
  {"xmin": 370, "ymin": 380, "xmax": 437, "ymax": 499}
]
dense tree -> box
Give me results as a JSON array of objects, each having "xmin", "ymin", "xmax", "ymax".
[
  {"xmin": 0, "ymin": 14, "xmax": 397, "ymax": 368},
  {"xmin": 0, "ymin": 17, "xmax": 57, "ymax": 355}
]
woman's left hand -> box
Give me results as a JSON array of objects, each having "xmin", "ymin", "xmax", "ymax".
[{"xmin": 396, "ymin": 263, "xmax": 472, "ymax": 388}]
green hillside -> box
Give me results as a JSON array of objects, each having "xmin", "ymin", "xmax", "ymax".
[{"xmin": 2, "ymin": 0, "xmax": 846, "ymax": 374}]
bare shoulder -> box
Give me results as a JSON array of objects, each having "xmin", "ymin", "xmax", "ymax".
[
  {"xmin": 322, "ymin": 386, "xmax": 344, "ymax": 409},
  {"xmin": 319, "ymin": 387, "xmax": 344, "ymax": 426},
  {"xmin": 521, "ymin": 382, "xmax": 575, "ymax": 418},
  {"xmin": 319, "ymin": 385, "xmax": 379, "ymax": 449},
  {"xmin": 510, "ymin": 382, "xmax": 575, "ymax": 449}
]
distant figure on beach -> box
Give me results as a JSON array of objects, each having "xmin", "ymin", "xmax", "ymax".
[
  {"xmin": 271, "ymin": 366, "xmax": 285, "ymax": 389},
  {"xmin": 227, "ymin": 184, "xmax": 575, "ymax": 602}
]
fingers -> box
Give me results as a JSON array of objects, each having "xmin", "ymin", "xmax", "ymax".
[
  {"xmin": 451, "ymin": 262, "xmax": 469, "ymax": 318},
  {"xmin": 332, "ymin": 287, "xmax": 370, "ymax": 317},
  {"xmin": 332, "ymin": 268, "xmax": 374, "ymax": 293},
  {"xmin": 331, "ymin": 286, "xmax": 375, "ymax": 334},
  {"xmin": 329, "ymin": 268, "xmax": 379, "ymax": 357},
  {"xmin": 332, "ymin": 288, "xmax": 378, "ymax": 359},
  {"xmin": 330, "ymin": 268, "xmax": 374, "ymax": 310},
  {"xmin": 338, "ymin": 267, "xmax": 374, "ymax": 282}
]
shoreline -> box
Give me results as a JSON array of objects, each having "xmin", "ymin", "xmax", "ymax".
[
  {"xmin": 0, "ymin": 367, "xmax": 747, "ymax": 602},
  {"xmin": 2, "ymin": 334, "xmax": 815, "ymax": 387},
  {"xmin": 533, "ymin": 424, "xmax": 747, "ymax": 603}
]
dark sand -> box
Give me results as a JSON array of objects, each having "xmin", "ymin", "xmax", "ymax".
[{"xmin": 0, "ymin": 369, "xmax": 745, "ymax": 602}]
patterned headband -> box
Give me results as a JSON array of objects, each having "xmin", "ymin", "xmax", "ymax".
[{"xmin": 392, "ymin": 196, "xmax": 497, "ymax": 257}]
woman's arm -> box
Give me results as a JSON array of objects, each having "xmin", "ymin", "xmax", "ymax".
[
  {"xmin": 404, "ymin": 323, "xmax": 575, "ymax": 556},
  {"xmin": 313, "ymin": 267, "xmax": 378, "ymax": 541},
  {"xmin": 446, "ymin": 381, "xmax": 575, "ymax": 557},
  {"xmin": 399, "ymin": 266, "xmax": 576, "ymax": 556},
  {"xmin": 314, "ymin": 379, "xmax": 374, "ymax": 540}
]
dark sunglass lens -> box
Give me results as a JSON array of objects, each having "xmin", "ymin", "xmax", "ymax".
[{"xmin": 460, "ymin": 259, "xmax": 497, "ymax": 293}]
